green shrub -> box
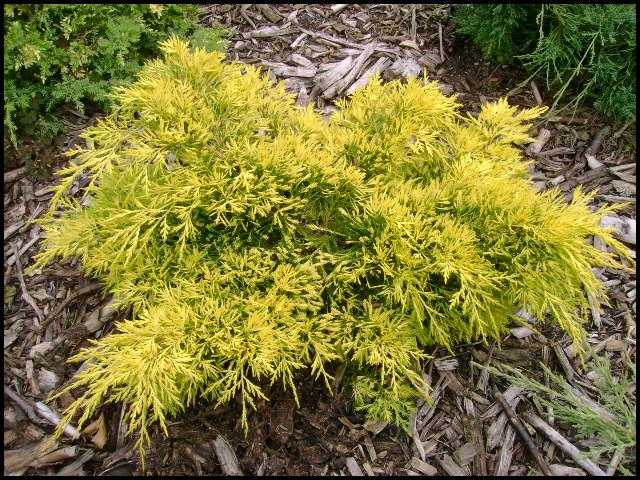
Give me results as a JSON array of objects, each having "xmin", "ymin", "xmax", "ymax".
[
  {"xmin": 4, "ymin": 4, "xmax": 227, "ymax": 147},
  {"xmin": 455, "ymin": 4, "xmax": 636, "ymax": 121},
  {"xmin": 33, "ymin": 38, "xmax": 633, "ymax": 461}
]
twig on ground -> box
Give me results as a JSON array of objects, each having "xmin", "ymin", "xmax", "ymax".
[
  {"xmin": 12, "ymin": 243, "xmax": 44, "ymax": 323},
  {"xmin": 4, "ymin": 384, "xmax": 41, "ymax": 423},
  {"xmin": 36, "ymin": 282, "xmax": 103, "ymax": 334},
  {"xmin": 410, "ymin": 5, "xmax": 417, "ymax": 43},
  {"xmin": 605, "ymin": 449, "xmax": 623, "ymax": 476},
  {"xmin": 531, "ymin": 80, "xmax": 543, "ymax": 105},
  {"xmin": 438, "ymin": 23, "xmax": 445, "ymax": 62},
  {"xmin": 552, "ymin": 344, "xmax": 576, "ymax": 382},
  {"xmin": 493, "ymin": 387, "xmax": 553, "ymax": 476},
  {"xmin": 522, "ymin": 411, "xmax": 607, "ymax": 476},
  {"xmin": 34, "ymin": 402, "xmax": 81, "ymax": 440}
]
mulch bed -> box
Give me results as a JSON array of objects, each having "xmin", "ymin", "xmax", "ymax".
[{"xmin": 4, "ymin": 4, "xmax": 636, "ymax": 476}]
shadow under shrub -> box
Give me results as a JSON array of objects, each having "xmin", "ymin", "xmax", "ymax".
[
  {"xmin": 455, "ymin": 4, "xmax": 636, "ymax": 122},
  {"xmin": 4, "ymin": 4, "xmax": 227, "ymax": 149},
  {"xmin": 33, "ymin": 37, "xmax": 634, "ymax": 461}
]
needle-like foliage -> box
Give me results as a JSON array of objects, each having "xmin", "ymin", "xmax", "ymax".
[{"xmin": 33, "ymin": 37, "xmax": 633, "ymax": 462}]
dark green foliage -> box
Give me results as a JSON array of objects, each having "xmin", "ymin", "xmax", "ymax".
[
  {"xmin": 4, "ymin": 4, "xmax": 227, "ymax": 146},
  {"xmin": 456, "ymin": 5, "xmax": 540, "ymax": 65},
  {"xmin": 455, "ymin": 4, "xmax": 636, "ymax": 121}
]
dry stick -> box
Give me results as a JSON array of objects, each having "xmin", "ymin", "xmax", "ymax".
[
  {"xmin": 493, "ymin": 388, "xmax": 553, "ymax": 476},
  {"xmin": 438, "ymin": 22, "xmax": 445, "ymax": 62},
  {"xmin": 12, "ymin": 243, "xmax": 44, "ymax": 323},
  {"xmin": 36, "ymin": 282, "xmax": 103, "ymax": 334},
  {"xmin": 34, "ymin": 402, "xmax": 81, "ymax": 440},
  {"xmin": 4, "ymin": 384, "xmax": 41, "ymax": 424},
  {"xmin": 410, "ymin": 5, "xmax": 417, "ymax": 43},
  {"xmin": 606, "ymin": 450, "xmax": 623, "ymax": 476},
  {"xmin": 522, "ymin": 411, "xmax": 607, "ymax": 476}
]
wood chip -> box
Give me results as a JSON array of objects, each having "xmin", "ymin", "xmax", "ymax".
[
  {"xmin": 55, "ymin": 450, "xmax": 94, "ymax": 476},
  {"xmin": 346, "ymin": 57, "xmax": 391, "ymax": 96},
  {"xmin": 249, "ymin": 26, "xmax": 296, "ymax": 38},
  {"xmin": 4, "ymin": 167, "xmax": 27, "ymax": 184},
  {"xmin": 330, "ymin": 4, "xmax": 349, "ymax": 14},
  {"xmin": 435, "ymin": 454, "xmax": 468, "ymax": 476},
  {"xmin": 213, "ymin": 435, "xmax": 243, "ymax": 476},
  {"xmin": 363, "ymin": 419, "xmax": 388, "ymax": 436},
  {"xmin": 346, "ymin": 456, "xmax": 364, "ymax": 476},
  {"xmin": 410, "ymin": 456, "xmax": 438, "ymax": 475},
  {"xmin": 290, "ymin": 53, "xmax": 313, "ymax": 67},
  {"xmin": 363, "ymin": 434, "xmax": 376, "ymax": 462},
  {"xmin": 549, "ymin": 464, "xmax": 587, "ymax": 476},
  {"xmin": 527, "ymin": 128, "xmax": 552, "ymax": 155},
  {"xmin": 509, "ymin": 326, "xmax": 536, "ymax": 338},
  {"xmin": 599, "ymin": 215, "xmax": 636, "ymax": 245},
  {"xmin": 262, "ymin": 61, "xmax": 317, "ymax": 78},
  {"xmin": 34, "ymin": 402, "xmax": 80, "ymax": 440},
  {"xmin": 481, "ymin": 385, "xmax": 524, "ymax": 421},
  {"xmin": 610, "ymin": 180, "xmax": 635, "ymax": 196},
  {"xmin": 486, "ymin": 396, "xmax": 523, "ymax": 451},
  {"xmin": 5, "ymin": 220, "xmax": 26, "ymax": 240},
  {"xmin": 454, "ymin": 442, "xmax": 479, "ymax": 466},
  {"xmin": 494, "ymin": 425, "xmax": 516, "ymax": 476}
]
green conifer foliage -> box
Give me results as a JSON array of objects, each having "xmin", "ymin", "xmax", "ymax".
[
  {"xmin": 455, "ymin": 4, "xmax": 636, "ymax": 121},
  {"xmin": 33, "ymin": 38, "xmax": 633, "ymax": 460}
]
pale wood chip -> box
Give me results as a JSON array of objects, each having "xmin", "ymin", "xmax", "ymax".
[
  {"xmin": 34, "ymin": 402, "xmax": 80, "ymax": 439},
  {"xmin": 410, "ymin": 456, "xmax": 437, "ymax": 475},
  {"xmin": 611, "ymin": 180, "xmax": 635, "ymax": 196},
  {"xmin": 600, "ymin": 215, "xmax": 636, "ymax": 245},
  {"xmin": 55, "ymin": 450, "xmax": 94, "ymax": 476},
  {"xmin": 345, "ymin": 456, "xmax": 364, "ymax": 476},
  {"xmin": 290, "ymin": 32, "xmax": 307, "ymax": 49},
  {"xmin": 213, "ymin": 435, "xmax": 243, "ymax": 476},
  {"xmin": 486, "ymin": 396, "xmax": 523, "ymax": 451},
  {"xmin": 346, "ymin": 57, "xmax": 391, "ymax": 96},
  {"xmin": 494, "ymin": 426, "xmax": 516, "ymax": 476},
  {"xmin": 363, "ymin": 434, "xmax": 376, "ymax": 462},
  {"xmin": 435, "ymin": 454, "xmax": 468, "ymax": 476},
  {"xmin": 454, "ymin": 441, "xmax": 479, "ymax": 466},
  {"xmin": 4, "ymin": 166, "xmax": 27, "ymax": 184},
  {"xmin": 480, "ymin": 385, "xmax": 524, "ymax": 421},
  {"xmin": 549, "ymin": 464, "xmax": 587, "ymax": 476},
  {"xmin": 509, "ymin": 326, "xmax": 536, "ymax": 338},
  {"xmin": 527, "ymin": 128, "xmax": 552, "ymax": 155}
]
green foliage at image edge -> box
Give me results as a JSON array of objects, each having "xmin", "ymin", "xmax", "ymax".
[{"xmin": 4, "ymin": 3, "xmax": 227, "ymax": 147}]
